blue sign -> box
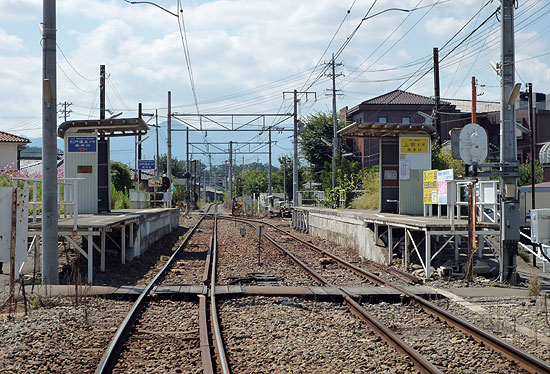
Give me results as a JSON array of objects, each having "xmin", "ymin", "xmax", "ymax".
[
  {"xmin": 68, "ymin": 136, "xmax": 97, "ymax": 152},
  {"xmin": 138, "ymin": 159, "xmax": 156, "ymax": 170}
]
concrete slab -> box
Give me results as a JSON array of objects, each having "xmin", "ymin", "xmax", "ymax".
[{"xmin": 448, "ymin": 286, "xmax": 528, "ymax": 298}]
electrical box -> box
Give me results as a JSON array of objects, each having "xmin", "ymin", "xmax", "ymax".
[{"xmin": 531, "ymin": 209, "xmax": 550, "ymax": 244}]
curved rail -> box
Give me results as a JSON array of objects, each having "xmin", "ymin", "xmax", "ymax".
[
  {"xmin": 230, "ymin": 217, "xmax": 440, "ymax": 374},
  {"xmin": 95, "ymin": 204, "xmax": 216, "ymax": 374},
  {"xmin": 232, "ymin": 216, "xmax": 550, "ymax": 374},
  {"xmin": 210, "ymin": 211, "xmax": 231, "ymax": 374}
]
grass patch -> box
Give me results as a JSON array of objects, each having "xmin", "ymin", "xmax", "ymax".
[{"xmin": 350, "ymin": 169, "xmax": 379, "ymax": 210}]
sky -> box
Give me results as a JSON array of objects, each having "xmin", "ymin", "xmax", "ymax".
[{"xmin": 1, "ymin": 0, "xmax": 550, "ymax": 168}]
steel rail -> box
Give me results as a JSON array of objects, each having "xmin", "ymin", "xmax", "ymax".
[
  {"xmin": 232, "ymin": 216, "xmax": 550, "ymax": 374},
  {"xmin": 95, "ymin": 205, "xmax": 215, "ymax": 374},
  {"xmin": 237, "ymin": 217, "xmax": 421, "ymax": 285},
  {"xmin": 226, "ymin": 217, "xmax": 440, "ymax": 374},
  {"xmin": 210, "ymin": 212, "xmax": 231, "ymax": 374}
]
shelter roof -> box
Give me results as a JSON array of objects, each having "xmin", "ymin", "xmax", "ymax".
[
  {"xmin": 0, "ymin": 130, "xmax": 30, "ymax": 143},
  {"xmin": 58, "ymin": 118, "xmax": 149, "ymax": 138},
  {"xmin": 357, "ymin": 90, "xmax": 444, "ymax": 106},
  {"xmin": 338, "ymin": 122, "xmax": 437, "ymax": 139}
]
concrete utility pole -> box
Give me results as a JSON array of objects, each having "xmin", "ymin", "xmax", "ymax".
[
  {"xmin": 167, "ymin": 91, "xmax": 172, "ymax": 180},
  {"xmin": 283, "ymin": 158, "xmax": 287, "ymax": 202},
  {"xmin": 186, "ymin": 127, "xmax": 190, "ymax": 208},
  {"xmin": 229, "ymin": 141, "xmax": 233, "ymax": 203},
  {"xmin": 138, "ymin": 103, "xmax": 142, "ymax": 183},
  {"xmin": 100, "ymin": 65, "xmax": 105, "ymax": 119},
  {"xmin": 42, "ymin": 0, "xmax": 59, "ymax": 284},
  {"xmin": 433, "ymin": 47, "xmax": 441, "ymax": 136},
  {"xmin": 209, "ymin": 153, "xmax": 212, "ymax": 202},
  {"xmin": 283, "ymin": 90, "xmax": 316, "ymax": 206},
  {"xmin": 58, "ymin": 101, "xmax": 72, "ymax": 122},
  {"xmin": 268, "ymin": 127, "xmax": 272, "ymax": 197},
  {"xmin": 499, "ymin": 0, "xmax": 520, "ymax": 283},
  {"xmin": 472, "ymin": 77, "xmax": 477, "ymax": 124},
  {"xmin": 528, "ymin": 83, "xmax": 537, "ymax": 267},
  {"xmin": 330, "ymin": 54, "xmax": 343, "ymax": 189},
  {"xmin": 155, "ymin": 110, "xmax": 160, "ymax": 176},
  {"xmin": 293, "ymin": 90, "xmax": 298, "ymax": 205}
]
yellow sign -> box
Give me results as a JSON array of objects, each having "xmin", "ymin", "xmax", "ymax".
[
  {"xmin": 423, "ymin": 170, "xmax": 438, "ymax": 204},
  {"xmin": 401, "ymin": 138, "xmax": 429, "ymax": 153}
]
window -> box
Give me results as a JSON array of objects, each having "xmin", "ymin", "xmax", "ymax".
[
  {"xmin": 402, "ymin": 116, "xmax": 411, "ymax": 124},
  {"xmin": 378, "ymin": 116, "xmax": 387, "ymax": 124}
]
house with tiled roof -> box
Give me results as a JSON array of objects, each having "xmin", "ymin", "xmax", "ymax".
[{"xmin": 0, "ymin": 130, "xmax": 30, "ymax": 170}]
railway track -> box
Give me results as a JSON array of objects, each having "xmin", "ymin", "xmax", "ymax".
[
  {"xmin": 228, "ymin": 216, "xmax": 550, "ymax": 374},
  {"xmin": 95, "ymin": 204, "xmax": 228, "ymax": 374}
]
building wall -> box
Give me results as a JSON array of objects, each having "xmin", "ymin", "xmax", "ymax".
[{"xmin": 0, "ymin": 143, "xmax": 19, "ymax": 170}]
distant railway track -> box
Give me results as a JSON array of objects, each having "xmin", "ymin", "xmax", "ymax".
[
  {"xmin": 95, "ymin": 204, "xmax": 226, "ymax": 374},
  {"xmin": 228, "ymin": 216, "xmax": 550, "ymax": 374}
]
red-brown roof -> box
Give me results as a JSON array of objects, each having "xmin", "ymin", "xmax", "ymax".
[
  {"xmin": 361, "ymin": 90, "xmax": 439, "ymax": 105},
  {"xmin": 0, "ymin": 131, "xmax": 30, "ymax": 143}
]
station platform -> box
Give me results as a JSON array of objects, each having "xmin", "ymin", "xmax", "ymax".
[
  {"xmin": 26, "ymin": 208, "xmax": 180, "ymax": 284},
  {"xmin": 292, "ymin": 207, "xmax": 500, "ymax": 280}
]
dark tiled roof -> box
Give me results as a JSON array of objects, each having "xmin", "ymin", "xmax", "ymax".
[
  {"xmin": 0, "ymin": 130, "xmax": 30, "ymax": 143},
  {"xmin": 361, "ymin": 90, "xmax": 437, "ymax": 105}
]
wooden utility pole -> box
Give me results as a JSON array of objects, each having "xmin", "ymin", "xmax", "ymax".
[{"xmin": 466, "ymin": 77, "xmax": 478, "ymax": 282}]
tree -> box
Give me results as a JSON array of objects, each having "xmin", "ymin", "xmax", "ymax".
[
  {"xmin": 519, "ymin": 160, "xmax": 543, "ymax": 186},
  {"xmin": 157, "ymin": 154, "xmax": 206, "ymax": 178},
  {"xmin": 110, "ymin": 161, "xmax": 132, "ymax": 192},
  {"xmin": 299, "ymin": 113, "xmax": 342, "ymax": 181},
  {"xmin": 319, "ymin": 156, "xmax": 360, "ymax": 190},
  {"xmin": 240, "ymin": 169, "xmax": 268, "ymax": 196},
  {"xmin": 432, "ymin": 141, "xmax": 464, "ymax": 178}
]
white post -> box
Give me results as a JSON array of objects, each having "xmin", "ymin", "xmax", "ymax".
[
  {"xmin": 425, "ymin": 231, "xmax": 431, "ymax": 278},
  {"xmin": 73, "ymin": 180, "xmax": 79, "ymax": 232},
  {"xmin": 87, "ymin": 228, "xmax": 93, "ymax": 284},
  {"xmin": 121, "ymin": 225, "xmax": 126, "ymax": 264},
  {"xmin": 388, "ymin": 227, "xmax": 393, "ymax": 264},
  {"xmin": 100, "ymin": 230, "xmax": 106, "ymax": 272},
  {"xmin": 404, "ymin": 229, "xmax": 409, "ymax": 269}
]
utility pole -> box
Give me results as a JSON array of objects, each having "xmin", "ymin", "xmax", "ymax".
[
  {"xmin": 167, "ymin": 91, "xmax": 172, "ymax": 180},
  {"xmin": 499, "ymin": 0, "xmax": 520, "ymax": 284},
  {"xmin": 528, "ymin": 82, "xmax": 536, "ymax": 267},
  {"xmin": 329, "ymin": 53, "xmax": 343, "ymax": 189},
  {"xmin": 138, "ymin": 103, "xmax": 142, "ymax": 183},
  {"xmin": 186, "ymin": 127, "xmax": 190, "ymax": 209},
  {"xmin": 283, "ymin": 158, "xmax": 287, "ymax": 203},
  {"xmin": 98, "ymin": 64, "xmax": 110, "ymax": 212},
  {"xmin": 42, "ymin": 0, "xmax": 58, "ymax": 284},
  {"xmin": 209, "ymin": 154, "xmax": 212, "ymax": 202},
  {"xmin": 58, "ymin": 101, "xmax": 72, "ymax": 122},
  {"xmin": 283, "ymin": 90, "xmax": 316, "ymax": 206},
  {"xmin": 268, "ymin": 127, "xmax": 272, "ymax": 197},
  {"xmin": 229, "ymin": 141, "xmax": 233, "ymax": 205},
  {"xmin": 100, "ymin": 65, "xmax": 105, "ymax": 119},
  {"xmin": 472, "ymin": 77, "xmax": 477, "ymax": 124},
  {"xmin": 433, "ymin": 47, "xmax": 441, "ymax": 136},
  {"xmin": 155, "ymin": 110, "xmax": 160, "ymax": 176}
]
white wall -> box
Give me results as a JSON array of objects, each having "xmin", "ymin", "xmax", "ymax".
[{"xmin": 0, "ymin": 143, "xmax": 19, "ymax": 170}]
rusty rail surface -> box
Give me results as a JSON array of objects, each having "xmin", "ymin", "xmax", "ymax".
[
  {"xmin": 95, "ymin": 205, "xmax": 216, "ymax": 374},
  {"xmin": 231, "ymin": 216, "xmax": 550, "ymax": 374},
  {"xmin": 229, "ymin": 217, "xmax": 441, "ymax": 374}
]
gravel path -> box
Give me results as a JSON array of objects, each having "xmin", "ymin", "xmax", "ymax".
[
  {"xmin": 113, "ymin": 300, "xmax": 201, "ymax": 373},
  {"xmin": 218, "ymin": 296, "xmax": 417, "ymax": 373},
  {"xmin": 365, "ymin": 301, "xmax": 529, "ymax": 373},
  {"xmin": 0, "ymin": 297, "xmax": 131, "ymax": 374}
]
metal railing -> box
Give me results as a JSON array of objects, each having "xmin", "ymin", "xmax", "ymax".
[{"xmin": 13, "ymin": 177, "xmax": 83, "ymax": 231}]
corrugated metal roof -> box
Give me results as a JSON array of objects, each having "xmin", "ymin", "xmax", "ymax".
[{"xmin": 0, "ymin": 130, "xmax": 30, "ymax": 143}]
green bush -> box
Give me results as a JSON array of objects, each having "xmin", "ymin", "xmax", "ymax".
[{"xmin": 350, "ymin": 169, "xmax": 379, "ymax": 210}]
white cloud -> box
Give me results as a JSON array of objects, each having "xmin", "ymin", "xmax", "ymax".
[
  {"xmin": 0, "ymin": 27, "xmax": 24, "ymax": 50},
  {"xmin": 424, "ymin": 16, "xmax": 466, "ymax": 37}
]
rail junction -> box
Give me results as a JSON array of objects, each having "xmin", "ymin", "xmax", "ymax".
[{"xmin": 84, "ymin": 204, "xmax": 549, "ymax": 374}]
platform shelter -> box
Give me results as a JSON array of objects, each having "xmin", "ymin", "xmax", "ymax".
[{"xmin": 339, "ymin": 122, "xmax": 435, "ymax": 215}]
